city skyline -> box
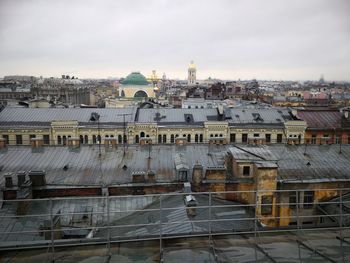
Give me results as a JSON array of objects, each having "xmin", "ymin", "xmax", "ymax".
[{"xmin": 0, "ymin": 0, "xmax": 349, "ymax": 81}]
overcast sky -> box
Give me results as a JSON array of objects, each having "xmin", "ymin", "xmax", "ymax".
[{"xmin": 0, "ymin": 0, "xmax": 349, "ymax": 81}]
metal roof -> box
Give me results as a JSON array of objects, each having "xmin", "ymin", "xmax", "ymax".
[
  {"xmin": 136, "ymin": 108, "xmax": 218, "ymax": 124},
  {"xmin": 297, "ymin": 110, "xmax": 342, "ymax": 129},
  {"xmin": 0, "ymin": 107, "xmax": 137, "ymax": 126},
  {"xmin": 227, "ymin": 108, "xmax": 291, "ymax": 126},
  {"xmin": 228, "ymin": 144, "xmax": 350, "ymax": 182},
  {"xmin": 0, "ymin": 145, "xmax": 225, "ymax": 186}
]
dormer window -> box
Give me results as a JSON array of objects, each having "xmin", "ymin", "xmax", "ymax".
[{"xmin": 243, "ymin": 166, "xmax": 250, "ymax": 176}]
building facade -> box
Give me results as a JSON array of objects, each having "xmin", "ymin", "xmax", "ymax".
[{"xmin": 0, "ymin": 107, "xmax": 309, "ymax": 147}]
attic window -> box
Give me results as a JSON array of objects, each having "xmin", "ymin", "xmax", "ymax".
[
  {"xmin": 154, "ymin": 112, "xmax": 166, "ymax": 121},
  {"xmin": 252, "ymin": 113, "xmax": 263, "ymax": 122},
  {"xmin": 276, "ymin": 118, "xmax": 281, "ymax": 122},
  {"xmin": 243, "ymin": 166, "xmax": 250, "ymax": 176},
  {"xmin": 184, "ymin": 114, "xmax": 194, "ymax": 124}
]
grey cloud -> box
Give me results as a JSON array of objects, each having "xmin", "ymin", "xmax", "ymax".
[{"xmin": 0, "ymin": 0, "xmax": 349, "ymax": 80}]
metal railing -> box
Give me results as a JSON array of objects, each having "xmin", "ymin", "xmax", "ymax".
[{"xmin": 0, "ymin": 188, "xmax": 350, "ymax": 262}]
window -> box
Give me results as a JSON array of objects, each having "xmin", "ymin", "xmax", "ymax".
[
  {"xmin": 230, "ymin": 133, "xmax": 236, "ymax": 143},
  {"xmin": 311, "ymin": 134, "xmax": 317, "ymax": 144},
  {"xmin": 84, "ymin": 135, "xmax": 88, "ymax": 144},
  {"xmin": 62, "ymin": 136, "xmax": 67, "ymax": 145},
  {"xmin": 265, "ymin": 134, "xmax": 271, "ymax": 143},
  {"xmin": 243, "ymin": 166, "xmax": 250, "ymax": 176},
  {"xmin": 187, "ymin": 134, "xmax": 191, "ymax": 142},
  {"xmin": 242, "ymin": 134, "xmax": 248, "ymax": 143},
  {"xmin": 2, "ymin": 135, "xmax": 9, "ymax": 144},
  {"xmin": 140, "ymin": 132, "xmax": 145, "ymax": 138},
  {"xmin": 16, "ymin": 135, "xmax": 23, "ymax": 145},
  {"xmin": 118, "ymin": 135, "xmax": 122, "ymax": 143},
  {"xmin": 303, "ymin": 191, "xmax": 314, "ymax": 209},
  {"xmin": 171, "ymin": 134, "xmax": 175, "ymax": 143},
  {"xmin": 43, "ymin": 135, "xmax": 50, "ymax": 145},
  {"xmin": 29, "ymin": 134, "xmax": 36, "ymax": 140},
  {"xmin": 289, "ymin": 192, "xmax": 298, "ymax": 209},
  {"xmin": 80, "ymin": 135, "xmax": 84, "ymax": 144},
  {"xmin": 123, "ymin": 135, "xmax": 127, "ymax": 143},
  {"xmin": 57, "ymin": 136, "xmax": 62, "ymax": 145},
  {"xmin": 199, "ymin": 134, "xmax": 203, "ymax": 142},
  {"xmin": 261, "ymin": 196, "xmax": 273, "ymax": 215},
  {"xmin": 93, "ymin": 135, "xmax": 97, "ymax": 144},
  {"xmin": 135, "ymin": 135, "xmax": 139, "ymax": 143},
  {"xmin": 97, "ymin": 135, "xmax": 101, "ymax": 144},
  {"xmin": 158, "ymin": 134, "xmax": 162, "ymax": 143},
  {"xmin": 335, "ymin": 135, "xmax": 340, "ymax": 144},
  {"xmin": 277, "ymin": 134, "xmax": 283, "ymax": 143},
  {"xmin": 254, "ymin": 133, "xmax": 259, "ymax": 137},
  {"xmin": 163, "ymin": 134, "xmax": 167, "ymax": 143},
  {"xmin": 195, "ymin": 134, "xmax": 199, "ymax": 143}
]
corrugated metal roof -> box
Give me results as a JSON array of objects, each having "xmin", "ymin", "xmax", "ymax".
[
  {"xmin": 228, "ymin": 144, "xmax": 350, "ymax": 182},
  {"xmin": 0, "ymin": 145, "xmax": 225, "ymax": 186},
  {"xmin": 0, "ymin": 107, "xmax": 137, "ymax": 124},
  {"xmin": 297, "ymin": 110, "xmax": 342, "ymax": 129},
  {"xmin": 136, "ymin": 108, "xmax": 218, "ymax": 123},
  {"xmin": 228, "ymin": 108, "xmax": 291, "ymax": 125}
]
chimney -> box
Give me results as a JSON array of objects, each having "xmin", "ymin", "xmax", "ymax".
[
  {"xmin": 17, "ymin": 171, "xmax": 27, "ymax": 187},
  {"xmin": 192, "ymin": 164, "xmax": 203, "ymax": 191},
  {"xmin": 4, "ymin": 172, "xmax": 14, "ymax": 188},
  {"xmin": 147, "ymin": 170, "xmax": 156, "ymax": 183},
  {"xmin": 28, "ymin": 170, "xmax": 46, "ymax": 187},
  {"xmin": 0, "ymin": 138, "xmax": 6, "ymax": 149},
  {"xmin": 30, "ymin": 138, "xmax": 43, "ymax": 148},
  {"xmin": 68, "ymin": 137, "xmax": 80, "ymax": 148},
  {"xmin": 104, "ymin": 137, "xmax": 117, "ymax": 148},
  {"xmin": 132, "ymin": 171, "xmax": 146, "ymax": 183}
]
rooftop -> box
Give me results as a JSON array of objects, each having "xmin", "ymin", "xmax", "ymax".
[{"xmin": 1, "ymin": 144, "xmax": 350, "ymax": 187}]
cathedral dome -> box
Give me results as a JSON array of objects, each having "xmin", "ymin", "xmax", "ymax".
[{"xmin": 120, "ymin": 72, "xmax": 149, "ymax": 85}]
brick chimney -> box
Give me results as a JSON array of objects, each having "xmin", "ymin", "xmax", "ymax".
[
  {"xmin": 17, "ymin": 171, "xmax": 27, "ymax": 187},
  {"xmin": 4, "ymin": 172, "xmax": 14, "ymax": 188},
  {"xmin": 28, "ymin": 170, "xmax": 46, "ymax": 187}
]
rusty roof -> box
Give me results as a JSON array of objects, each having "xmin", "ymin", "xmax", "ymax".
[{"xmin": 297, "ymin": 110, "xmax": 342, "ymax": 129}]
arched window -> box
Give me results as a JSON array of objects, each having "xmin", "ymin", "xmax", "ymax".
[
  {"xmin": 57, "ymin": 136, "xmax": 62, "ymax": 145},
  {"xmin": 158, "ymin": 134, "xmax": 162, "ymax": 143},
  {"xmin": 171, "ymin": 134, "xmax": 175, "ymax": 143},
  {"xmin": 123, "ymin": 135, "xmax": 127, "ymax": 143},
  {"xmin": 62, "ymin": 136, "xmax": 67, "ymax": 145},
  {"xmin": 80, "ymin": 135, "xmax": 84, "ymax": 144},
  {"xmin": 97, "ymin": 135, "xmax": 101, "ymax": 144},
  {"xmin": 135, "ymin": 135, "xmax": 139, "ymax": 144},
  {"xmin": 199, "ymin": 134, "xmax": 203, "ymax": 142},
  {"xmin": 140, "ymin": 132, "xmax": 145, "ymax": 138},
  {"xmin": 93, "ymin": 135, "xmax": 97, "ymax": 144},
  {"xmin": 105, "ymin": 135, "xmax": 109, "ymax": 138},
  {"xmin": 163, "ymin": 134, "xmax": 167, "ymax": 143},
  {"xmin": 118, "ymin": 135, "xmax": 122, "ymax": 143},
  {"xmin": 187, "ymin": 134, "xmax": 191, "ymax": 142},
  {"xmin": 84, "ymin": 135, "xmax": 88, "ymax": 144},
  {"xmin": 195, "ymin": 134, "xmax": 199, "ymax": 143}
]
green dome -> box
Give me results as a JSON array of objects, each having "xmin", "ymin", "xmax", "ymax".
[{"xmin": 120, "ymin": 72, "xmax": 149, "ymax": 85}]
